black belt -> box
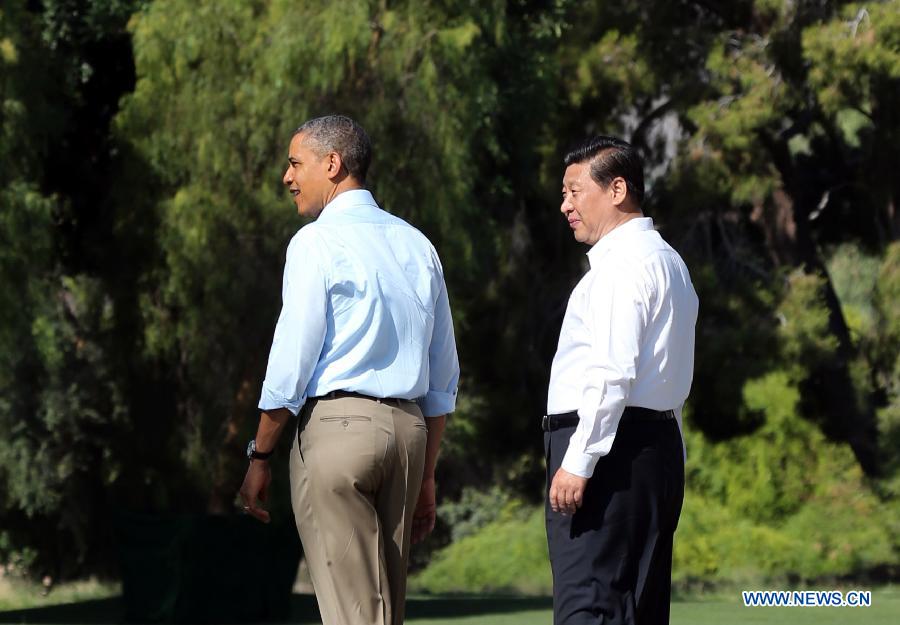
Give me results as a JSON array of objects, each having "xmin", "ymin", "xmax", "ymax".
[
  {"xmin": 315, "ymin": 390, "xmax": 407, "ymax": 406},
  {"xmin": 541, "ymin": 407, "xmax": 675, "ymax": 432}
]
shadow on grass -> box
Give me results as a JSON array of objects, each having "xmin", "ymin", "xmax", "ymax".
[
  {"xmin": 0, "ymin": 597, "xmax": 124, "ymax": 624},
  {"xmin": 0, "ymin": 594, "xmax": 552, "ymax": 624}
]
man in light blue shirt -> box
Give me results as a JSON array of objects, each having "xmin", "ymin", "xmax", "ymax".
[{"xmin": 239, "ymin": 115, "xmax": 459, "ymax": 625}]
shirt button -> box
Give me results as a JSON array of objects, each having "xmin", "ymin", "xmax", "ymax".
[{"xmin": 342, "ymin": 420, "xmax": 349, "ymax": 427}]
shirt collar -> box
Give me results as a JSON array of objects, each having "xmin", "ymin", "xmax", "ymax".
[
  {"xmin": 586, "ymin": 216, "xmax": 654, "ymax": 268},
  {"xmin": 318, "ymin": 189, "xmax": 379, "ymax": 221}
]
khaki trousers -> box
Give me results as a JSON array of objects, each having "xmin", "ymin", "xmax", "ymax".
[{"xmin": 290, "ymin": 396, "xmax": 427, "ymax": 625}]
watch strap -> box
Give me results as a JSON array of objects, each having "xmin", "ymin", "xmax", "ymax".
[{"xmin": 247, "ymin": 439, "xmax": 274, "ymax": 460}]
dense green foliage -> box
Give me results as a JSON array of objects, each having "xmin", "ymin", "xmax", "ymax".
[
  {"xmin": 412, "ymin": 505, "xmax": 552, "ymax": 595},
  {"xmin": 411, "ymin": 368, "xmax": 899, "ymax": 593},
  {"xmin": 1, "ymin": 0, "xmax": 899, "ymax": 586}
]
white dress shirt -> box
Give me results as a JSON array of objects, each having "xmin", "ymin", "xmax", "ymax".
[
  {"xmin": 547, "ymin": 217, "xmax": 698, "ymax": 477},
  {"xmin": 258, "ymin": 189, "xmax": 459, "ymax": 417}
]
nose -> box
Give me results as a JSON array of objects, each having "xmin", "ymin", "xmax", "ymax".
[
  {"xmin": 283, "ymin": 167, "xmax": 292, "ymax": 186},
  {"xmin": 560, "ymin": 197, "xmax": 571, "ymax": 214}
]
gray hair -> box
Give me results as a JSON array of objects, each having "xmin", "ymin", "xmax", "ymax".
[{"xmin": 295, "ymin": 115, "xmax": 372, "ymax": 184}]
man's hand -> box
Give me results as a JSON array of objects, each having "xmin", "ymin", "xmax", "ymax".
[
  {"xmin": 411, "ymin": 476, "xmax": 436, "ymax": 544},
  {"xmin": 239, "ymin": 460, "xmax": 272, "ymax": 523},
  {"xmin": 549, "ymin": 468, "xmax": 589, "ymax": 515}
]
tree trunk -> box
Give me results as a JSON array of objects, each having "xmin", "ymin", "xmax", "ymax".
[{"xmin": 761, "ymin": 130, "xmax": 881, "ymax": 474}]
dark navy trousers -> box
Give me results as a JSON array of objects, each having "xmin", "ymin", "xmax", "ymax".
[{"xmin": 545, "ymin": 415, "xmax": 684, "ymax": 625}]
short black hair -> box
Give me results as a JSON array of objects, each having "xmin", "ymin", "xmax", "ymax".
[
  {"xmin": 295, "ymin": 115, "xmax": 372, "ymax": 184},
  {"xmin": 563, "ymin": 136, "xmax": 645, "ymax": 206}
]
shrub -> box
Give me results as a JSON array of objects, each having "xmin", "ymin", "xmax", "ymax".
[
  {"xmin": 673, "ymin": 487, "xmax": 898, "ymax": 585},
  {"xmin": 411, "ymin": 503, "xmax": 551, "ymax": 595}
]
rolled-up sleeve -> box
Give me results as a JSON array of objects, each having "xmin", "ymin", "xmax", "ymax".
[
  {"xmin": 258, "ymin": 229, "xmax": 328, "ymax": 415},
  {"xmin": 420, "ymin": 276, "xmax": 459, "ymax": 417}
]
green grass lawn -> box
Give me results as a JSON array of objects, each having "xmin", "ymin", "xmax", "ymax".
[
  {"xmin": 666, "ymin": 591, "xmax": 900, "ymax": 625},
  {"xmin": 0, "ymin": 587, "xmax": 897, "ymax": 624},
  {"xmin": 403, "ymin": 588, "xmax": 900, "ymax": 625},
  {"xmin": 0, "ymin": 578, "xmax": 120, "ymax": 613}
]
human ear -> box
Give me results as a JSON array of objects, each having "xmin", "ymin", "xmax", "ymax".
[
  {"xmin": 610, "ymin": 177, "xmax": 628, "ymax": 205},
  {"xmin": 326, "ymin": 152, "xmax": 344, "ymax": 180}
]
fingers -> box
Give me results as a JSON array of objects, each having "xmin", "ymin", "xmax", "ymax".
[
  {"xmin": 549, "ymin": 483, "xmax": 560, "ymax": 513},
  {"xmin": 549, "ymin": 476, "xmax": 573, "ymax": 514},
  {"xmin": 554, "ymin": 491, "xmax": 577, "ymax": 515},
  {"xmin": 549, "ymin": 470, "xmax": 586, "ymax": 516},
  {"xmin": 239, "ymin": 492, "xmax": 271, "ymax": 524},
  {"xmin": 559, "ymin": 491, "xmax": 578, "ymax": 515},
  {"xmin": 411, "ymin": 520, "xmax": 424, "ymax": 544},
  {"xmin": 411, "ymin": 510, "xmax": 435, "ymax": 544},
  {"xmin": 411, "ymin": 501, "xmax": 436, "ymax": 544},
  {"xmin": 238, "ymin": 463, "xmax": 271, "ymax": 524},
  {"xmin": 411, "ymin": 478, "xmax": 437, "ymax": 544},
  {"xmin": 244, "ymin": 505, "xmax": 271, "ymax": 524},
  {"xmin": 566, "ymin": 487, "xmax": 582, "ymax": 510}
]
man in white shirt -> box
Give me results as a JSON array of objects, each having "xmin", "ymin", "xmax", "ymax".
[
  {"xmin": 545, "ymin": 136, "xmax": 698, "ymax": 625},
  {"xmin": 238, "ymin": 115, "xmax": 459, "ymax": 625}
]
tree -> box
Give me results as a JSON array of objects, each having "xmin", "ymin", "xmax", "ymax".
[
  {"xmin": 2, "ymin": 0, "xmax": 898, "ymax": 579},
  {"xmin": 0, "ymin": 0, "xmax": 173, "ymax": 578}
]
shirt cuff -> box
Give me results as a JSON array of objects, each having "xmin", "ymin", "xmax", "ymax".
[
  {"xmin": 561, "ymin": 445, "xmax": 600, "ymax": 478},
  {"xmin": 258, "ymin": 385, "xmax": 304, "ymax": 416},
  {"xmin": 419, "ymin": 389, "xmax": 457, "ymax": 417}
]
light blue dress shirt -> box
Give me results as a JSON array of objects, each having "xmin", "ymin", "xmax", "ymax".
[{"xmin": 258, "ymin": 189, "xmax": 459, "ymax": 418}]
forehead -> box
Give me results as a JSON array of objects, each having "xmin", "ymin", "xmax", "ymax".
[
  {"xmin": 288, "ymin": 132, "xmax": 315, "ymax": 158},
  {"xmin": 562, "ymin": 161, "xmax": 594, "ymax": 187}
]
